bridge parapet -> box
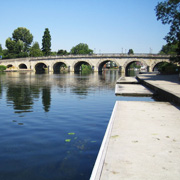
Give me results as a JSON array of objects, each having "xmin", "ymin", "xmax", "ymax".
[{"xmin": 0, "ymin": 54, "xmax": 170, "ymax": 62}]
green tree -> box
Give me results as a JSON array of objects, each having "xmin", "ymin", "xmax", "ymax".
[
  {"xmin": 29, "ymin": 42, "xmax": 43, "ymax": 57},
  {"xmin": 12, "ymin": 27, "xmax": 33, "ymax": 52},
  {"xmin": 6, "ymin": 38, "xmax": 16, "ymax": 53},
  {"xmin": 5, "ymin": 27, "xmax": 33, "ymax": 58},
  {"xmin": 14, "ymin": 40, "xmax": 24, "ymax": 54},
  {"xmin": 128, "ymin": 49, "xmax": 134, "ymax": 55},
  {"xmin": 155, "ymin": 0, "xmax": 180, "ymax": 60},
  {"xmin": 5, "ymin": 38, "xmax": 16, "ymax": 58},
  {"xmin": 70, "ymin": 43, "xmax": 93, "ymax": 55},
  {"xmin": 159, "ymin": 43, "xmax": 178, "ymax": 55},
  {"xmin": 0, "ymin": 65, "xmax": 6, "ymax": 71},
  {"xmin": 0, "ymin": 44, "xmax": 2, "ymax": 53},
  {"xmin": 42, "ymin": 28, "xmax": 51, "ymax": 56},
  {"xmin": 0, "ymin": 44, "xmax": 3, "ymax": 58},
  {"xmin": 81, "ymin": 64, "xmax": 92, "ymax": 74},
  {"xmin": 57, "ymin": 49, "xmax": 68, "ymax": 55}
]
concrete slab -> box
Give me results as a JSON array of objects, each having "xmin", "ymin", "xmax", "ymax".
[
  {"xmin": 115, "ymin": 84, "xmax": 153, "ymax": 96},
  {"xmin": 116, "ymin": 77, "xmax": 139, "ymax": 84},
  {"xmin": 137, "ymin": 74, "xmax": 180, "ymax": 104},
  {"xmin": 90, "ymin": 101, "xmax": 180, "ymax": 180}
]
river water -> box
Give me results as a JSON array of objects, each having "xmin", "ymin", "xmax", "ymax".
[{"xmin": 0, "ymin": 71, "xmax": 154, "ymax": 180}]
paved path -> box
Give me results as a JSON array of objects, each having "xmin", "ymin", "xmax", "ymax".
[
  {"xmin": 91, "ymin": 101, "xmax": 180, "ymax": 180},
  {"xmin": 90, "ymin": 74, "xmax": 180, "ymax": 180},
  {"xmin": 115, "ymin": 76, "xmax": 153, "ymax": 96},
  {"xmin": 116, "ymin": 77, "xmax": 139, "ymax": 84},
  {"xmin": 115, "ymin": 84, "xmax": 153, "ymax": 96},
  {"xmin": 137, "ymin": 74, "xmax": 180, "ymax": 104}
]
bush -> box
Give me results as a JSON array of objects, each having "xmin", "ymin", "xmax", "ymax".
[
  {"xmin": 81, "ymin": 64, "xmax": 92, "ymax": 74},
  {"xmin": 158, "ymin": 62, "xmax": 180, "ymax": 74},
  {"xmin": 0, "ymin": 65, "xmax": 6, "ymax": 71}
]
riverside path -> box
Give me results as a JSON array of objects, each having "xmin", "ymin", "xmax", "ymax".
[{"xmin": 90, "ymin": 74, "xmax": 180, "ymax": 180}]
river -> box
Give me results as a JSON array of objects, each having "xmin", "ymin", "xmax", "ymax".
[{"xmin": 0, "ymin": 70, "xmax": 154, "ymax": 180}]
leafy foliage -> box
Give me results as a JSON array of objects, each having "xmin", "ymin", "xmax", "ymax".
[
  {"xmin": 57, "ymin": 49, "xmax": 68, "ymax": 55},
  {"xmin": 159, "ymin": 43, "xmax": 178, "ymax": 55},
  {"xmin": 128, "ymin": 49, "xmax": 134, "ymax": 55},
  {"xmin": 155, "ymin": 0, "xmax": 180, "ymax": 58},
  {"xmin": 0, "ymin": 65, "xmax": 6, "ymax": 71},
  {"xmin": 70, "ymin": 43, "xmax": 93, "ymax": 55},
  {"xmin": 157, "ymin": 62, "xmax": 180, "ymax": 74},
  {"xmin": 29, "ymin": 42, "xmax": 43, "ymax": 57},
  {"xmin": 0, "ymin": 44, "xmax": 2, "ymax": 53},
  {"xmin": 42, "ymin": 28, "xmax": 51, "ymax": 56},
  {"xmin": 12, "ymin": 27, "xmax": 33, "ymax": 52},
  {"xmin": 81, "ymin": 64, "xmax": 92, "ymax": 74},
  {"xmin": 5, "ymin": 27, "xmax": 33, "ymax": 58}
]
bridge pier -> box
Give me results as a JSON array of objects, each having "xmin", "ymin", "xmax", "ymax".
[{"xmin": 120, "ymin": 66, "xmax": 125, "ymax": 74}]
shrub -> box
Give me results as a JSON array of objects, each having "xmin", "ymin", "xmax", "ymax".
[
  {"xmin": 0, "ymin": 65, "xmax": 6, "ymax": 71},
  {"xmin": 81, "ymin": 64, "xmax": 92, "ymax": 74},
  {"xmin": 158, "ymin": 62, "xmax": 179, "ymax": 74}
]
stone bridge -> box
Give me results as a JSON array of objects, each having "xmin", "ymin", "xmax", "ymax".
[{"xmin": 0, "ymin": 54, "xmax": 170, "ymax": 74}]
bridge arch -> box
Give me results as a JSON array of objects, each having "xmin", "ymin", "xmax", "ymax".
[
  {"xmin": 73, "ymin": 61, "xmax": 92, "ymax": 72},
  {"xmin": 53, "ymin": 62, "xmax": 67, "ymax": 73},
  {"xmin": 7, "ymin": 64, "xmax": 13, "ymax": 68},
  {"xmin": 19, "ymin": 63, "xmax": 27, "ymax": 69},
  {"xmin": 124, "ymin": 59, "xmax": 148, "ymax": 76},
  {"xmin": 151, "ymin": 60, "xmax": 169, "ymax": 72},
  {"xmin": 97, "ymin": 60, "xmax": 119, "ymax": 72},
  {"xmin": 35, "ymin": 62, "xmax": 48, "ymax": 73}
]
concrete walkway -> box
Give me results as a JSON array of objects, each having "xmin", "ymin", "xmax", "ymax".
[
  {"xmin": 90, "ymin": 74, "xmax": 180, "ymax": 180},
  {"xmin": 115, "ymin": 84, "xmax": 153, "ymax": 96},
  {"xmin": 91, "ymin": 101, "xmax": 180, "ymax": 180},
  {"xmin": 115, "ymin": 76, "xmax": 153, "ymax": 96},
  {"xmin": 137, "ymin": 73, "xmax": 180, "ymax": 104},
  {"xmin": 116, "ymin": 77, "xmax": 139, "ymax": 84}
]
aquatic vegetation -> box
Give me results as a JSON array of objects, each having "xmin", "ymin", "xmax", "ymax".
[
  {"xmin": 68, "ymin": 132, "xmax": 75, "ymax": 135},
  {"xmin": 65, "ymin": 139, "xmax": 71, "ymax": 142}
]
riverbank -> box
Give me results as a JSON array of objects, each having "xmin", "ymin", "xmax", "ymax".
[{"xmin": 90, "ymin": 73, "xmax": 180, "ymax": 180}]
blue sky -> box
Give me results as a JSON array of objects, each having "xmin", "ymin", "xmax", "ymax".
[{"xmin": 0, "ymin": 0, "xmax": 169, "ymax": 53}]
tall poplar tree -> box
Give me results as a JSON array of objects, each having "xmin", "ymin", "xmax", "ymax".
[{"xmin": 42, "ymin": 28, "xmax": 51, "ymax": 56}]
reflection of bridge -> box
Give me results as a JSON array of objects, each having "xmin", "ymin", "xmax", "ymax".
[{"xmin": 0, "ymin": 54, "xmax": 170, "ymax": 74}]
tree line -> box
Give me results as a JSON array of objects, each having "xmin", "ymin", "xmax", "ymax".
[
  {"xmin": 0, "ymin": 28, "xmax": 51, "ymax": 59},
  {"xmin": 0, "ymin": 27, "xmax": 94, "ymax": 59}
]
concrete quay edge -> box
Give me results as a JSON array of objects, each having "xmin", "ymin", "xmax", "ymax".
[
  {"xmin": 90, "ymin": 74, "xmax": 180, "ymax": 180},
  {"xmin": 136, "ymin": 75, "xmax": 180, "ymax": 105},
  {"xmin": 90, "ymin": 101, "xmax": 180, "ymax": 180},
  {"xmin": 116, "ymin": 77, "xmax": 139, "ymax": 84},
  {"xmin": 89, "ymin": 102, "xmax": 118, "ymax": 180}
]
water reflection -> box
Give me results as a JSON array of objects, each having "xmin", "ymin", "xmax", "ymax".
[
  {"xmin": 6, "ymin": 84, "xmax": 34, "ymax": 113},
  {"xmin": 0, "ymin": 70, "xmax": 120, "ymax": 113},
  {"xmin": 0, "ymin": 70, "xmax": 154, "ymax": 180}
]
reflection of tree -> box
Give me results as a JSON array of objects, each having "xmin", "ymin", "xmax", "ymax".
[
  {"xmin": 0, "ymin": 79, "xmax": 2, "ymax": 98},
  {"xmin": 71, "ymin": 87, "xmax": 88, "ymax": 97},
  {"xmin": 6, "ymin": 85, "xmax": 33, "ymax": 112},
  {"xmin": 71, "ymin": 76, "xmax": 90, "ymax": 98},
  {"xmin": 31, "ymin": 86, "xmax": 41, "ymax": 99},
  {"xmin": 42, "ymin": 87, "xmax": 51, "ymax": 112}
]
